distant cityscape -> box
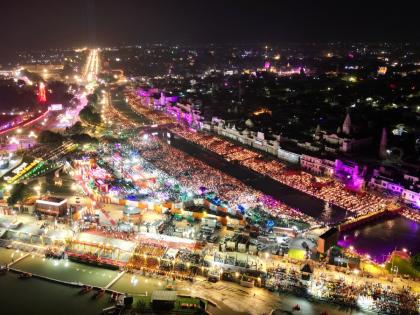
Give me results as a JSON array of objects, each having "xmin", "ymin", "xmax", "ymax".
[{"xmin": 0, "ymin": 41, "xmax": 419, "ymax": 315}]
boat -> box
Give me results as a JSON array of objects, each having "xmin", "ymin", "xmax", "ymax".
[
  {"xmin": 92, "ymin": 289, "xmax": 105, "ymax": 300},
  {"xmin": 18, "ymin": 272, "xmax": 32, "ymax": 279},
  {"xmin": 109, "ymin": 292, "xmax": 119, "ymax": 302},
  {"xmin": 292, "ymin": 304, "xmax": 300, "ymax": 311},
  {"xmin": 45, "ymin": 248, "xmax": 64, "ymax": 259},
  {"xmin": 79, "ymin": 285, "xmax": 93, "ymax": 295}
]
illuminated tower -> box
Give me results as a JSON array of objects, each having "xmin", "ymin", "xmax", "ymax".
[
  {"xmin": 38, "ymin": 82, "xmax": 47, "ymax": 103},
  {"xmin": 342, "ymin": 112, "xmax": 351, "ymax": 135}
]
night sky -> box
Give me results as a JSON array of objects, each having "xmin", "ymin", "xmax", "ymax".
[{"xmin": 0, "ymin": 0, "xmax": 419, "ymax": 55}]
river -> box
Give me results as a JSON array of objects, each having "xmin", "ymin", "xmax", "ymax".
[
  {"xmin": 338, "ymin": 215, "xmax": 420, "ymax": 262},
  {"xmin": 111, "ymin": 91, "xmax": 420, "ymax": 261},
  {"xmin": 0, "ymin": 272, "xmax": 111, "ymax": 315}
]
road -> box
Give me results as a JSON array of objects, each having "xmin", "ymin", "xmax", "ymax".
[
  {"xmin": 177, "ymin": 277, "xmax": 370, "ymax": 315},
  {"xmin": 82, "ymin": 49, "xmax": 100, "ymax": 93},
  {"xmin": 82, "ymin": 49, "xmax": 100, "ymax": 82}
]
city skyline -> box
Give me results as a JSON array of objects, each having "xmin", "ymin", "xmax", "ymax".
[
  {"xmin": 0, "ymin": 2, "xmax": 419, "ymax": 315},
  {"xmin": 0, "ymin": 0, "xmax": 419, "ymax": 58}
]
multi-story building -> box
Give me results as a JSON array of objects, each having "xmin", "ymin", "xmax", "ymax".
[
  {"xmin": 369, "ymin": 171, "xmax": 420, "ymax": 208},
  {"xmin": 300, "ymin": 154, "xmax": 335, "ymax": 176},
  {"xmin": 316, "ymin": 112, "xmax": 373, "ymax": 153},
  {"xmin": 204, "ymin": 119, "xmax": 280, "ymax": 156},
  {"xmin": 35, "ymin": 196, "xmax": 68, "ymax": 216},
  {"xmin": 137, "ymin": 88, "xmax": 204, "ymax": 128}
]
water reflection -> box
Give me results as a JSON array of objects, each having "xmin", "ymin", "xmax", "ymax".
[
  {"xmin": 321, "ymin": 201, "xmax": 333, "ymax": 222},
  {"xmin": 338, "ymin": 216, "xmax": 420, "ymax": 263}
]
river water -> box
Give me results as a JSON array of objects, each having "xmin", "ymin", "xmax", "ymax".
[
  {"xmin": 0, "ymin": 272, "xmax": 111, "ymax": 315},
  {"xmin": 170, "ymin": 134, "xmax": 350, "ymax": 223},
  {"xmin": 338, "ymin": 216, "xmax": 420, "ymax": 262}
]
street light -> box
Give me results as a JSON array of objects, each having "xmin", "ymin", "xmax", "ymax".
[{"xmin": 9, "ymin": 137, "xmax": 19, "ymax": 145}]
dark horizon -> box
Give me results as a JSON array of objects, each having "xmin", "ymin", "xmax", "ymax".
[{"xmin": 0, "ymin": 0, "xmax": 419, "ymax": 57}]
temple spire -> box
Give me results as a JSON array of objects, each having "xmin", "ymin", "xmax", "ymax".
[{"xmin": 342, "ymin": 112, "xmax": 351, "ymax": 135}]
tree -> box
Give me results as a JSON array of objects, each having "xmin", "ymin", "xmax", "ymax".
[
  {"xmin": 39, "ymin": 130, "xmax": 65, "ymax": 144},
  {"xmin": 0, "ymin": 79, "xmax": 38, "ymax": 111},
  {"xmin": 70, "ymin": 133, "xmax": 98, "ymax": 145},
  {"xmin": 100, "ymin": 135, "xmax": 118, "ymax": 143},
  {"xmin": 87, "ymin": 93, "xmax": 99, "ymax": 105},
  {"xmin": 79, "ymin": 105, "xmax": 101, "ymax": 125},
  {"xmin": 136, "ymin": 300, "xmax": 147, "ymax": 312},
  {"xmin": 66, "ymin": 121, "xmax": 84, "ymax": 135},
  {"xmin": 7, "ymin": 183, "xmax": 28, "ymax": 206},
  {"xmin": 47, "ymin": 81, "xmax": 73, "ymax": 106},
  {"xmin": 412, "ymin": 253, "xmax": 420, "ymax": 271}
]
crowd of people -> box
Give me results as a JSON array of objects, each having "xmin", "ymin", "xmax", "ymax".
[
  {"xmin": 176, "ymin": 249, "xmax": 202, "ymax": 265},
  {"xmin": 400, "ymin": 207, "xmax": 420, "ymax": 223},
  {"xmin": 126, "ymin": 241, "xmax": 203, "ymax": 279},
  {"xmin": 126, "ymin": 93, "xmax": 175, "ymax": 125},
  {"xmin": 125, "ymin": 88, "xmax": 420, "ymax": 226},
  {"xmin": 308, "ymin": 275, "xmax": 419, "ymax": 314},
  {"xmin": 106, "ymin": 99, "xmax": 139, "ymax": 128},
  {"xmin": 171, "ymin": 126, "xmax": 261, "ymax": 163},
  {"xmin": 133, "ymin": 135, "xmax": 317, "ymax": 225},
  {"xmin": 267, "ymin": 267, "xmax": 419, "ymax": 314},
  {"xmin": 169, "ymin": 126, "xmax": 405, "ymax": 219},
  {"xmin": 130, "ymin": 242, "xmax": 167, "ymax": 269}
]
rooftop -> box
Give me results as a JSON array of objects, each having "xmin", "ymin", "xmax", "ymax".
[{"xmin": 151, "ymin": 290, "xmax": 177, "ymax": 302}]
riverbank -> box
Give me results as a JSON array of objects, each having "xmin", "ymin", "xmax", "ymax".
[{"xmin": 0, "ymin": 246, "xmax": 380, "ymax": 315}]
